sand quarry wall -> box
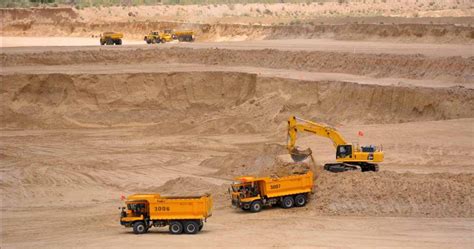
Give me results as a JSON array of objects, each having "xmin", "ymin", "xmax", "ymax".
[
  {"xmin": 2, "ymin": 48, "xmax": 473, "ymax": 83},
  {"xmin": 1, "ymin": 72, "xmax": 473, "ymax": 129},
  {"xmin": 1, "ymin": 68, "xmax": 472, "ymax": 218},
  {"xmin": 1, "ymin": 8, "xmax": 473, "ymax": 43}
]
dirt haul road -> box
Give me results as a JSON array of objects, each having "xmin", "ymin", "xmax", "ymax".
[{"xmin": 1, "ymin": 34, "xmax": 474, "ymax": 248}]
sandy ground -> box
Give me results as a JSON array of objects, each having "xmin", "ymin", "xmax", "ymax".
[
  {"xmin": 1, "ymin": 124, "xmax": 473, "ymax": 248},
  {"xmin": 2, "ymin": 37, "xmax": 473, "ymax": 58},
  {"xmin": 1, "ymin": 3, "xmax": 474, "ymax": 248},
  {"xmin": 0, "ymin": 36, "xmax": 144, "ymax": 47}
]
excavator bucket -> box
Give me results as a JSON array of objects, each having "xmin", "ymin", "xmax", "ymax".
[{"xmin": 290, "ymin": 147, "xmax": 312, "ymax": 162}]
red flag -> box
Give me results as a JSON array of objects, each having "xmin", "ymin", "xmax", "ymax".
[
  {"xmin": 120, "ymin": 194, "xmax": 126, "ymax": 200},
  {"xmin": 358, "ymin": 131, "xmax": 364, "ymax": 137}
]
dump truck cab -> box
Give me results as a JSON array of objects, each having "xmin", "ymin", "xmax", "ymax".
[
  {"xmin": 120, "ymin": 200, "xmax": 148, "ymax": 224},
  {"xmin": 230, "ymin": 171, "xmax": 313, "ymax": 212},
  {"xmin": 231, "ymin": 178, "xmax": 263, "ymax": 207}
]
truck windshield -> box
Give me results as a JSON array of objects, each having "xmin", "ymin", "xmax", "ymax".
[
  {"xmin": 127, "ymin": 203, "xmax": 146, "ymax": 214},
  {"xmin": 231, "ymin": 182, "xmax": 248, "ymax": 192},
  {"xmin": 232, "ymin": 183, "xmax": 258, "ymax": 197},
  {"xmin": 231, "ymin": 184, "xmax": 241, "ymax": 192}
]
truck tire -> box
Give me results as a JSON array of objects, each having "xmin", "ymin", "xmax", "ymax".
[
  {"xmin": 169, "ymin": 221, "xmax": 183, "ymax": 234},
  {"xmin": 198, "ymin": 223, "xmax": 204, "ymax": 231},
  {"xmin": 295, "ymin": 194, "xmax": 307, "ymax": 207},
  {"xmin": 184, "ymin": 221, "xmax": 199, "ymax": 234},
  {"xmin": 115, "ymin": 39, "xmax": 122, "ymax": 45},
  {"xmin": 281, "ymin": 196, "xmax": 294, "ymax": 209},
  {"xmin": 132, "ymin": 221, "xmax": 147, "ymax": 234},
  {"xmin": 250, "ymin": 200, "xmax": 263, "ymax": 212}
]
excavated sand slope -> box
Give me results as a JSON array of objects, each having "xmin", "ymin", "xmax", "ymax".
[
  {"xmin": 2, "ymin": 71, "xmax": 471, "ymax": 217},
  {"xmin": 1, "ymin": 72, "xmax": 473, "ymax": 129},
  {"xmin": 2, "ymin": 48, "xmax": 473, "ymax": 83},
  {"xmin": 1, "ymin": 8, "xmax": 473, "ymax": 43}
]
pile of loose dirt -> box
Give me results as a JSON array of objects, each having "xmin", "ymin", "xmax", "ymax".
[
  {"xmin": 201, "ymin": 142, "xmax": 317, "ymax": 178},
  {"xmin": 1, "ymin": 72, "xmax": 472, "ymax": 129},
  {"xmin": 203, "ymin": 147, "xmax": 473, "ymax": 217},
  {"xmin": 312, "ymin": 170, "xmax": 473, "ymax": 217},
  {"xmin": 201, "ymin": 143, "xmax": 292, "ymax": 178}
]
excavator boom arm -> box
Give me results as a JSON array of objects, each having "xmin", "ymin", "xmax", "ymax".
[{"xmin": 287, "ymin": 116, "xmax": 347, "ymax": 152}]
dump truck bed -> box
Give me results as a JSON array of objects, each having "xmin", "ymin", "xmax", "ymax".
[
  {"xmin": 174, "ymin": 30, "xmax": 194, "ymax": 36},
  {"xmin": 127, "ymin": 194, "xmax": 212, "ymax": 220},
  {"xmin": 260, "ymin": 171, "xmax": 313, "ymax": 198},
  {"xmin": 102, "ymin": 32, "xmax": 123, "ymax": 39}
]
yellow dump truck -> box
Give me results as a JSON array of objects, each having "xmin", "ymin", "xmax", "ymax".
[
  {"xmin": 119, "ymin": 193, "xmax": 212, "ymax": 234},
  {"xmin": 100, "ymin": 32, "xmax": 123, "ymax": 45},
  {"xmin": 174, "ymin": 30, "xmax": 195, "ymax": 42},
  {"xmin": 230, "ymin": 171, "xmax": 313, "ymax": 212}
]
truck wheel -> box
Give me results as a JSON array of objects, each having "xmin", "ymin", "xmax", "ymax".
[
  {"xmin": 281, "ymin": 196, "xmax": 294, "ymax": 209},
  {"xmin": 250, "ymin": 200, "xmax": 263, "ymax": 212},
  {"xmin": 295, "ymin": 194, "xmax": 307, "ymax": 207},
  {"xmin": 184, "ymin": 221, "xmax": 199, "ymax": 234},
  {"xmin": 241, "ymin": 206, "xmax": 250, "ymax": 211},
  {"xmin": 169, "ymin": 221, "xmax": 183, "ymax": 234},
  {"xmin": 198, "ymin": 223, "xmax": 204, "ymax": 231},
  {"xmin": 115, "ymin": 39, "xmax": 122, "ymax": 45},
  {"xmin": 132, "ymin": 221, "xmax": 147, "ymax": 234}
]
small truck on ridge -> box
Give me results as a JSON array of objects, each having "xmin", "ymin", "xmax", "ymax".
[
  {"xmin": 100, "ymin": 32, "xmax": 123, "ymax": 45},
  {"xmin": 230, "ymin": 171, "xmax": 313, "ymax": 212},
  {"xmin": 120, "ymin": 193, "xmax": 212, "ymax": 234}
]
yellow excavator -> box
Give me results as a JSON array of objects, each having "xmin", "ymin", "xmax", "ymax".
[{"xmin": 287, "ymin": 116, "xmax": 384, "ymax": 172}]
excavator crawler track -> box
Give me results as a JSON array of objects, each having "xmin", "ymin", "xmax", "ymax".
[{"xmin": 324, "ymin": 163, "xmax": 359, "ymax": 173}]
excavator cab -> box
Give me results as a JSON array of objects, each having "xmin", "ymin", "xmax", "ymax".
[{"xmin": 336, "ymin": 145, "xmax": 352, "ymax": 159}]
